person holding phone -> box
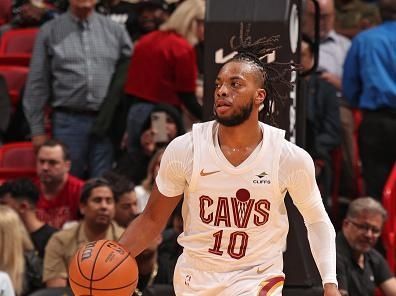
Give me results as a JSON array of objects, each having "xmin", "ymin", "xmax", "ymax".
[
  {"xmin": 114, "ymin": 104, "xmax": 185, "ymax": 185},
  {"xmin": 124, "ymin": 0, "xmax": 204, "ymax": 153}
]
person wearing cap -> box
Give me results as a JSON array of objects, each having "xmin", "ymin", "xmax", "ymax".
[
  {"xmin": 132, "ymin": 0, "xmax": 171, "ymax": 41},
  {"xmin": 96, "ymin": 0, "xmax": 139, "ymax": 38}
]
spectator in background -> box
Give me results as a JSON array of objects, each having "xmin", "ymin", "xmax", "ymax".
[
  {"xmin": 0, "ymin": 206, "xmax": 43, "ymax": 296},
  {"xmin": 23, "ymin": 0, "xmax": 132, "ymax": 178},
  {"xmin": 134, "ymin": 148, "xmax": 165, "ymax": 213},
  {"xmin": 131, "ymin": 0, "xmax": 171, "ymax": 41},
  {"xmin": 334, "ymin": 0, "xmax": 380, "ymax": 39},
  {"xmin": 35, "ymin": 139, "xmax": 84, "ymax": 229},
  {"xmin": 303, "ymin": 0, "xmax": 350, "ymax": 90},
  {"xmin": 342, "ymin": 0, "xmax": 396, "ymax": 201},
  {"xmin": 96, "ymin": 0, "xmax": 138, "ymax": 38},
  {"xmin": 123, "ymin": 0, "xmax": 204, "ymax": 150},
  {"xmin": 0, "ymin": 179, "xmax": 57, "ymax": 259},
  {"xmin": 337, "ymin": 197, "xmax": 396, "ymax": 296},
  {"xmin": 116, "ymin": 104, "xmax": 185, "ymax": 185},
  {"xmin": 300, "ymin": 35, "xmax": 341, "ymax": 208},
  {"xmin": 43, "ymin": 178, "xmax": 124, "ymax": 288},
  {"xmin": 303, "ymin": 0, "xmax": 356, "ymax": 199},
  {"xmin": 0, "ymin": 0, "xmax": 68, "ymax": 36},
  {"xmin": 103, "ymin": 171, "xmax": 139, "ymax": 227}
]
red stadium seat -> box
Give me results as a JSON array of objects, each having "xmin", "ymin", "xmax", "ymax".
[
  {"xmin": 0, "ymin": 28, "xmax": 39, "ymax": 55},
  {"xmin": 352, "ymin": 109, "xmax": 364, "ymax": 196},
  {"xmin": 0, "ymin": 167, "xmax": 37, "ymax": 181},
  {"xmin": 382, "ymin": 164, "xmax": 396, "ymax": 273},
  {"xmin": 0, "ymin": 142, "xmax": 36, "ymax": 169},
  {"xmin": 0, "ymin": 0, "xmax": 12, "ymax": 26},
  {"xmin": 0, "ymin": 65, "xmax": 29, "ymax": 106},
  {"xmin": 0, "ymin": 54, "xmax": 31, "ymax": 67},
  {"xmin": 0, "ymin": 142, "xmax": 37, "ymax": 182}
]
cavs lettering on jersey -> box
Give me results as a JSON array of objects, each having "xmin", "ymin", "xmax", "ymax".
[{"xmin": 178, "ymin": 121, "xmax": 287, "ymax": 272}]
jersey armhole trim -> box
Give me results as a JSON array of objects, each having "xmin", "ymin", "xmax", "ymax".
[
  {"xmin": 271, "ymin": 128, "xmax": 285, "ymax": 197},
  {"xmin": 189, "ymin": 123, "xmax": 201, "ymax": 192}
]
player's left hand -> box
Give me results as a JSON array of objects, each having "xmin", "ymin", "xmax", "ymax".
[{"xmin": 323, "ymin": 283, "xmax": 342, "ymax": 296}]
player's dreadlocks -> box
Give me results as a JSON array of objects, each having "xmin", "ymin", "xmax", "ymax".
[{"xmin": 228, "ymin": 23, "xmax": 299, "ymax": 125}]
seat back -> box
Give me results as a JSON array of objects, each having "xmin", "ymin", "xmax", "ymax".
[
  {"xmin": 382, "ymin": 164, "xmax": 396, "ymax": 272},
  {"xmin": 0, "ymin": 55, "xmax": 32, "ymax": 67},
  {"xmin": 0, "ymin": 28, "xmax": 39, "ymax": 55},
  {"xmin": 0, "ymin": 0, "xmax": 12, "ymax": 26},
  {"xmin": 0, "ymin": 141, "xmax": 36, "ymax": 169},
  {"xmin": 0, "ymin": 65, "xmax": 29, "ymax": 106},
  {"xmin": 352, "ymin": 109, "xmax": 364, "ymax": 196}
]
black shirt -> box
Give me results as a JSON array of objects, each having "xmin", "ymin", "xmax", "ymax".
[
  {"xmin": 30, "ymin": 223, "xmax": 57, "ymax": 259},
  {"xmin": 336, "ymin": 232, "xmax": 393, "ymax": 296}
]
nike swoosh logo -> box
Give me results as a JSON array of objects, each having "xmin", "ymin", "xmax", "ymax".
[
  {"xmin": 200, "ymin": 169, "xmax": 220, "ymax": 176},
  {"xmin": 257, "ymin": 264, "xmax": 274, "ymax": 274}
]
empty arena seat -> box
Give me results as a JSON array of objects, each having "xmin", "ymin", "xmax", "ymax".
[
  {"xmin": 0, "ymin": 54, "xmax": 32, "ymax": 67},
  {"xmin": 0, "ymin": 142, "xmax": 37, "ymax": 181},
  {"xmin": 0, "ymin": 65, "xmax": 29, "ymax": 106},
  {"xmin": 0, "ymin": 28, "xmax": 39, "ymax": 55},
  {"xmin": 0, "ymin": 141, "xmax": 36, "ymax": 169},
  {"xmin": 0, "ymin": 0, "xmax": 11, "ymax": 26}
]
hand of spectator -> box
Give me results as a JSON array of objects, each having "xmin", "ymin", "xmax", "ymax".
[
  {"xmin": 120, "ymin": 132, "xmax": 128, "ymax": 150},
  {"xmin": 20, "ymin": 3, "xmax": 47, "ymax": 26},
  {"xmin": 339, "ymin": 289, "xmax": 348, "ymax": 296},
  {"xmin": 140, "ymin": 129, "xmax": 156, "ymax": 155},
  {"xmin": 320, "ymin": 72, "xmax": 342, "ymax": 91},
  {"xmin": 323, "ymin": 283, "xmax": 342, "ymax": 296},
  {"xmin": 32, "ymin": 134, "xmax": 48, "ymax": 153}
]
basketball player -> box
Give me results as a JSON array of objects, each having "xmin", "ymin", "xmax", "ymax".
[{"xmin": 119, "ymin": 29, "xmax": 341, "ymax": 295}]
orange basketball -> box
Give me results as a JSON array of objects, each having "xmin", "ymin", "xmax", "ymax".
[{"xmin": 68, "ymin": 240, "xmax": 138, "ymax": 296}]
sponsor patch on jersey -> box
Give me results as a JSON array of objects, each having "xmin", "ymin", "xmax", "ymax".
[{"xmin": 253, "ymin": 171, "xmax": 271, "ymax": 185}]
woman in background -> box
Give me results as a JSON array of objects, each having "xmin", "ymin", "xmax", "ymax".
[{"xmin": 0, "ymin": 206, "xmax": 42, "ymax": 296}]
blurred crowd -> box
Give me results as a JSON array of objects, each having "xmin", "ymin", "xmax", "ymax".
[{"xmin": 0, "ymin": 0, "xmax": 395, "ymax": 295}]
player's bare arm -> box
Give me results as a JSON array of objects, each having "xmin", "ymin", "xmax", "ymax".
[
  {"xmin": 380, "ymin": 277, "xmax": 396, "ymax": 296},
  {"xmin": 118, "ymin": 184, "xmax": 182, "ymax": 257}
]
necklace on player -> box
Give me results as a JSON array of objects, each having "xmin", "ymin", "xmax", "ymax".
[{"xmin": 223, "ymin": 145, "xmax": 256, "ymax": 155}]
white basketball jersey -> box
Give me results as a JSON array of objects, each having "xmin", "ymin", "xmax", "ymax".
[{"xmin": 178, "ymin": 121, "xmax": 288, "ymax": 273}]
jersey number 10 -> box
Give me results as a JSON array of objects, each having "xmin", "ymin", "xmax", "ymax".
[{"xmin": 208, "ymin": 230, "xmax": 249, "ymax": 259}]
